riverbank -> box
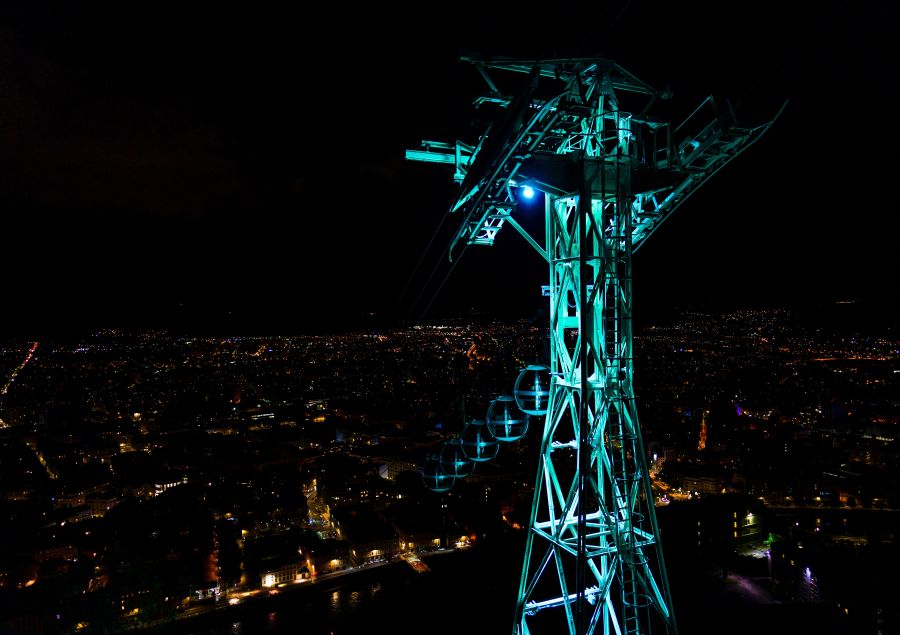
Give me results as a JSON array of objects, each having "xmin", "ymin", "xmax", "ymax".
[{"xmin": 136, "ymin": 548, "xmax": 462, "ymax": 634}]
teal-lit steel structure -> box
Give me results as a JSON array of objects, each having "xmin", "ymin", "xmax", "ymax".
[{"xmin": 408, "ymin": 56, "xmax": 782, "ymax": 635}]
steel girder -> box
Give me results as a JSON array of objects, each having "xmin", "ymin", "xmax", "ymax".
[
  {"xmin": 406, "ymin": 56, "xmax": 783, "ymax": 635},
  {"xmin": 514, "ymin": 163, "xmax": 675, "ymax": 635}
]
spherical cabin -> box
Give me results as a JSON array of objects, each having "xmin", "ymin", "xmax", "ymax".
[
  {"xmin": 486, "ymin": 395, "xmax": 529, "ymax": 442},
  {"xmin": 459, "ymin": 418, "xmax": 499, "ymax": 462},
  {"xmin": 439, "ymin": 437, "xmax": 475, "ymax": 478},
  {"xmin": 422, "ymin": 453, "xmax": 455, "ymax": 493},
  {"xmin": 514, "ymin": 364, "xmax": 551, "ymax": 416}
]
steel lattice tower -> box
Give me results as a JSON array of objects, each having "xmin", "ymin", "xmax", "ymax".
[{"xmin": 408, "ymin": 57, "xmax": 782, "ymax": 635}]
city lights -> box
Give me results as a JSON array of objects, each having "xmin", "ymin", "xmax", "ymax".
[{"xmin": 0, "ymin": 310, "xmax": 893, "ymax": 632}]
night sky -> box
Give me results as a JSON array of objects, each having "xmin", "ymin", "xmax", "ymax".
[{"xmin": 0, "ymin": 2, "xmax": 896, "ymax": 335}]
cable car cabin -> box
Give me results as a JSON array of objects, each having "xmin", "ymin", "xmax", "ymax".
[
  {"xmin": 422, "ymin": 453, "xmax": 455, "ymax": 493},
  {"xmin": 460, "ymin": 418, "xmax": 499, "ymax": 462},
  {"xmin": 439, "ymin": 438, "xmax": 475, "ymax": 478},
  {"xmin": 514, "ymin": 365, "xmax": 551, "ymax": 416},
  {"xmin": 486, "ymin": 395, "xmax": 529, "ymax": 442}
]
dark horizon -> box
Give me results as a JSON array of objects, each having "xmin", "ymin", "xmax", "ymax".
[
  {"xmin": 1, "ymin": 296, "xmax": 892, "ymax": 341},
  {"xmin": 1, "ymin": 2, "xmax": 896, "ymax": 336}
]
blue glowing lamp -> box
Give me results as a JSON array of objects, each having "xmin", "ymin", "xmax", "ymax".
[{"xmin": 522, "ymin": 185, "xmax": 535, "ymax": 199}]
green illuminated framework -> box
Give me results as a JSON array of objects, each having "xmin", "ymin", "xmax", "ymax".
[{"xmin": 408, "ymin": 57, "xmax": 782, "ymax": 635}]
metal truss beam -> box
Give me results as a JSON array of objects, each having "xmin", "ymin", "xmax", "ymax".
[{"xmin": 406, "ymin": 56, "xmax": 783, "ymax": 635}]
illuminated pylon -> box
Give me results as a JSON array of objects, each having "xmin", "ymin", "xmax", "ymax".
[{"xmin": 408, "ymin": 56, "xmax": 782, "ymax": 635}]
